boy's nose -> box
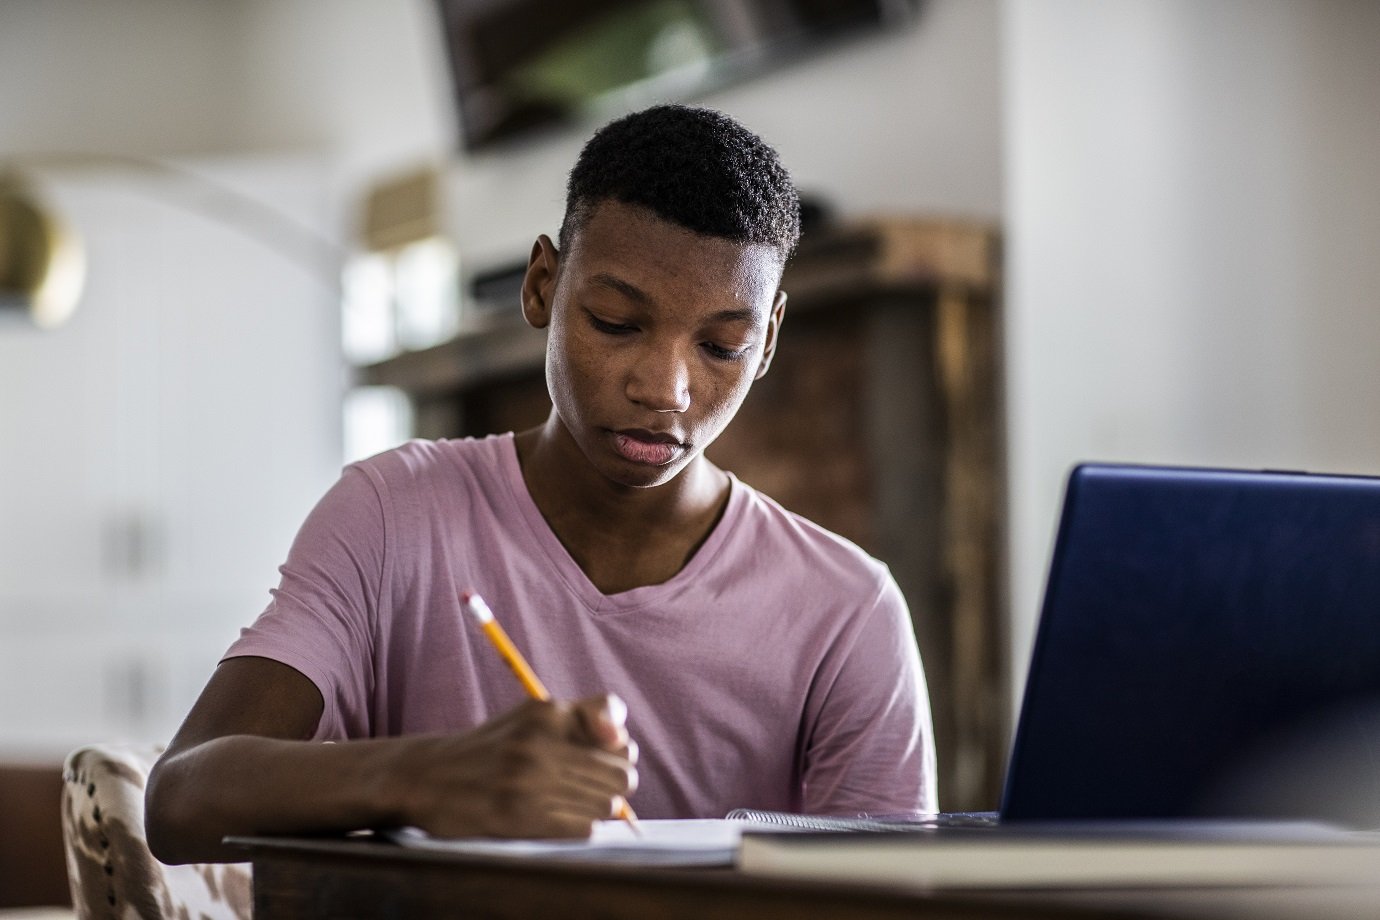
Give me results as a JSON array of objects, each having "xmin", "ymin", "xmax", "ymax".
[{"xmin": 626, "ymin": 347, "xmax": 691, "ymax": 413}]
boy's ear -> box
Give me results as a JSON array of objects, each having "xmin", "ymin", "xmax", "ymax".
[
  {"xmin": 521, "ymin": 235, "xmax": 560, "ymax": 329},
  {"xmin": 754, "ymin": 290, "xmax": 788, "ymax": 380}
]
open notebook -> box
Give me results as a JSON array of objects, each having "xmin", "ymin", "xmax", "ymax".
[{"xmin": 390, "ymin": 819, "xmax": 762, "ymax": 867}]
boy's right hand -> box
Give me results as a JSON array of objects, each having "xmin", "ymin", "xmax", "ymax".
[
  {"xmin": 147, "ymin": 659, "xmax": 638, "ymax": 864},
  {"xmin": 394, "ymin": 694, "xmax": 639, "ymax": 840}
]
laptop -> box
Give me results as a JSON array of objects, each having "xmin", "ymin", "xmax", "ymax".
[
  {"xmin": 999, "ymin": 462, "xmax": 1380, "ymax": 826},
  {"xmin": 733, "ymin": 462, "xmax": 1380, "ymax": 831}
]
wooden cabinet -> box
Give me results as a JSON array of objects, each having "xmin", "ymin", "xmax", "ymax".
[{"xmin": 358, "ymin": 218, "xmax": 1007, "ymax": 810}]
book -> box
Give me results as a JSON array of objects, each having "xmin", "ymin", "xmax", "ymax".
[{"xmin": 737, "ymin": 821, "xmax": 1380, "ymax": 889}]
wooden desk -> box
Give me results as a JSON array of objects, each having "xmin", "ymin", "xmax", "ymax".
[{"xmin": 233, "ymin": 836, "xmax": 1380, "ymax": 920}]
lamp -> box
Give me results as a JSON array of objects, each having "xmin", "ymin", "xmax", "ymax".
[
  {"xmin": 0, "ymin": 172, "xmax": 86, "ymax": 329},
  {"xmin": 1, "ymin": 153, "xmax": 345, "ymax": 332}
]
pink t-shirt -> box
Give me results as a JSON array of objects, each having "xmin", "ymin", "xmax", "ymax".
[{"xmin": 226, "ymin": 434, "xmax": 937, "ymax": 817}]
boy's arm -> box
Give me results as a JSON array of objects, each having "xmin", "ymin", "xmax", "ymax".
[{"xmin": 145, "ymin": 656, "xmax": 637, "ymax": 865}]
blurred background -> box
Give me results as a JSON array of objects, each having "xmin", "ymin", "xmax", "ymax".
[{"xmin": 1, "ymin": 0, "xmax": 1378, "ymax": 908}]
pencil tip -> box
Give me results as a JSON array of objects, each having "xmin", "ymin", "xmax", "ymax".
[{"xmin": 618, "ymin": 799, "xmax": 642, "ymax": 836}]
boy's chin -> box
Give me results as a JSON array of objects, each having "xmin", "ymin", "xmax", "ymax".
[{"xmin": 599, "ymin": 453, "xmax": 697, "ymax": 490}]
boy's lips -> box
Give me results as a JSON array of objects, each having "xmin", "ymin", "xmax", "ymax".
[{"xmin": 611, "ymin": 428, "xmax": 685, "ymax": 466}]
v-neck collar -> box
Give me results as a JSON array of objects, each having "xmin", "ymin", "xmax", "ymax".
[{"xmin": 494, "ymin": 433, "xmax": 741, "ymax": 615}]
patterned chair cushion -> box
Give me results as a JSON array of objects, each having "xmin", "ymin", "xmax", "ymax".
[{"xmin": 61, "ymin": 743, "xmax": 251, "ymax": 920}]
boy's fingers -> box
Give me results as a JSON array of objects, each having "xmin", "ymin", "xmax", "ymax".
[
  {"xmin": 554, "ymin": 745, "xmax": 639, "ymax": 798},
  {"xmin": 569, "ymin": 694, "xmax": 629, "ymax": 750}
]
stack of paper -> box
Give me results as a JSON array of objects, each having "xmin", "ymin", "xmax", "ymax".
[{"xmin": 390, "ymin": 819, "xmax": 752, "ymax": 867}]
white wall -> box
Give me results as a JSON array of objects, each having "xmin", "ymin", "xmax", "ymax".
[
  {"xmin": 0, "ymin": 0, "xmax": 245, "ymax": 157},
  {"xmin": 446, "ymin": 0, "xmax": 1003, "ymax": 268},
  {"xmin": 0, "ymin": 2, "xmax": 356, "ymax": 754},
  {"xmin": 1003, "ymin": 0, "xmax": 1380, "ymax": 704},
  {"xmin": 0, "ymin": 160, "xmax": 342, "ymax": 754},
  {"xmin": 0, "ymin": 0, "xmax": 452, "ymax": 190},
  {"xmin": 233, "ymin": 0, "xmax": 455, "ymax": 186}
]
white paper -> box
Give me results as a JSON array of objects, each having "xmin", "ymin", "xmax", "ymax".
[{"xmin": 389, "ymin": 819, "xmax": 753, "ymax": 866}]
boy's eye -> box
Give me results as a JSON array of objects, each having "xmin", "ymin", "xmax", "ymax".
[
  {"xmin": 703, "ymin": 342, "xmax": 751, "ymax": 362},
  {"xmin": 588, "ymin": 314, "xmax": 636, "ymax": 335}
]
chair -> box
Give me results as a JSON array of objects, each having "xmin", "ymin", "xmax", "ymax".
[{"xmin": 60, "ymin": 743, "xmax": 251, "ymax": 920}]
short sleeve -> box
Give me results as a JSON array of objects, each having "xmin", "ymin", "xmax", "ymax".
[
  {"xmin": 223, "ymin": 464, "xmax": 388, "ymax": 739},
  {"xmin": 800, "ymin": 571, "xmax": 938, "ymax": 815}
]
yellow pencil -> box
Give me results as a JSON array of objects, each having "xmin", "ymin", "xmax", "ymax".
[{"xmin": 461, "ymin": 590, "xmax": 641, "ymax": 834}]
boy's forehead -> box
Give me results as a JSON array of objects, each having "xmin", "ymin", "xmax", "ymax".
[{"xmin": 562, "ymin": 200, "xmax": 784, "ymax": 291}]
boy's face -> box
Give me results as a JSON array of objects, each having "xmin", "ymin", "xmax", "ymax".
[{"xmin": 522, "ymin": 199, "xmax": 786, "ymax": 490}]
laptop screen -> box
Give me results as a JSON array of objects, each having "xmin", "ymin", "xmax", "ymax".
[{"xmin": 1002, "ymin": 464, "xmax": 1380, "ymax": 824}]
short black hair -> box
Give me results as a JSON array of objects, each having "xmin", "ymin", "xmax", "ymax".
[{"xmin": 559, "ymin": 104, "xmax": 801, "ymax": 263}]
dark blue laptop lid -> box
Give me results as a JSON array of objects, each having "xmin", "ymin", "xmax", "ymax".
[{"xmin": 1001, "ymin": 463, "xmax": 1380, "ymax": 823}]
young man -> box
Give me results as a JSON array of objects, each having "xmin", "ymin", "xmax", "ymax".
[{"xmin": 146, "ymin": 105, "xmax": 936, "ymax": 865}]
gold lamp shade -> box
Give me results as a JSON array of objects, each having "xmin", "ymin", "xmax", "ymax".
[{"xmin": 0, "ymin": 174, "xmax": 86, "ymax": 329}]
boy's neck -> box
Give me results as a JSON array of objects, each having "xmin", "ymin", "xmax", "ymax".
[{"xmin": 512, "ymin": 424, "xmax": 731, "ymax": 594}]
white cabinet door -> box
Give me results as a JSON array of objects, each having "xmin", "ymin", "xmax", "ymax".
[{"xmin": 0, "ymin": 157, "xmax": 344, "ymax": 754}]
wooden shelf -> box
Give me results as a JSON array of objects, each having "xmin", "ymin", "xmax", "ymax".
[
  {"xmin": 358, "ymin": 217, "xmax": 999, "ymax": 393},
  {"xmin": 357, "ymin": 312, "xmax": 546, "ymax": 396}
]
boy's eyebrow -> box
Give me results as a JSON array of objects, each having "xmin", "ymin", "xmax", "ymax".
[
  {"xmin": 589, "ymin": 272, "xmax": 651, "ymax": 304},
  {"xmin": 705, "ymin": 307, "xmax": 762, "ymax": 328},
  {"xmin": 587, "ymin": 272, "xmax": 765, "ymax": 328}
]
